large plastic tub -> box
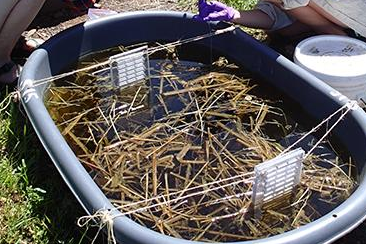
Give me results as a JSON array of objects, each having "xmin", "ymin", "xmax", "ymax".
[{"xmin": 19, "ymin": 11, "xmax": 366, "ymax": 244}]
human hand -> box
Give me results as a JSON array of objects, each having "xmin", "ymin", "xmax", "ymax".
[{"xmin": 196, "ymin": 0, "xmax": 240, "ymax": 22}]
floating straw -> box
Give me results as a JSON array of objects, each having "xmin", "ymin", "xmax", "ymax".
[{"xmin": 45, "ymin": 48, "xmax": 356, "ymax": 242}]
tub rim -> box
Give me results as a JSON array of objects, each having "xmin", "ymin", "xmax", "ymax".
[{"xmin": 19, "ymin": 10, "xmax": 366, "ymax": 244}]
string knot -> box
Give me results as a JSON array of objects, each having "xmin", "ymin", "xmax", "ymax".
[
  {"xmin": 346, "ymin": 100, "xmax": 359, "ymax": 110},
  {"xmin": 77, "ymin": 208, "xmax": 117, "ymax": 244}
]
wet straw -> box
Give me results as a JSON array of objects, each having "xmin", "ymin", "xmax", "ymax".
[
  {"xmin": 45, "ymin": 54, "xmax": 356, "ymax": 241},
  {"xmin": 24, "ymin": 26, "xmax": 236, "ymax": 89}
]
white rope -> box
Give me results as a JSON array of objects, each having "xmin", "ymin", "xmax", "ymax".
[
  {"xmin": 76, "ymin": 100, "xmax": 358, "ymax": 242},
  {"xmin": 280, "ymin": 100, "xmax": 358, "ymax": 158},
  {"xmin": 305, "ymin": 101, "xmax": 357, "ymax": 158},
  {"xmin": 76, "ymin": 172, "xmax": 254, "ymax": 242},
  {"xmin": 33, "ymin": 23, "xmax": 358, "ymax": 240},
  {"xmin": 28, "ymin": 26, "xmax": 236, "ymax": 89},
  {"xmin": 77, "ymin": 208, "xmax": 117, "ymax": 244},
  {"xmin": 108, "ymin": 171, "xmax": 254, "ymax": 213},
  {"xmin": 115, "ymin": 176, "xmax": 254, "ymax": 217}
]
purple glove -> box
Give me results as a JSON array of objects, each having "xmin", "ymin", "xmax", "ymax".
[{"xmin": 196, "ymin": 0, "xmax": 239, "ymax": 22}]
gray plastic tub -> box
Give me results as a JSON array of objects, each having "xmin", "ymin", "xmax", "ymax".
[{"xmin": 19, "ymin": 11, "xmax": 366, "ymax": 244}]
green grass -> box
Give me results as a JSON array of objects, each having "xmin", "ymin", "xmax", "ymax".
[
  {"xmin": 222, "ymin": 0, "xmax": 257, "ymax": 10},
  {"xmin": 178, "ymin": 0, "xmax": 266, "ymax": 40},
  {"xmin": 0, "ymin": 91, "xmax": 47, "ymax": 243},
  {"xmin": 0, "ymin": 2, "xmax": 260, "ymax": 243},
  {"xmin": 178, "ymin": 0, "xmax": 257, "ymax": 12},
  {"xmin": 0, "ymin": 89, "xmax": 99, "ymax": 243}
]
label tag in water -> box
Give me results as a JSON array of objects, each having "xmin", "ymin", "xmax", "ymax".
[
  {"xmin": 252, "ymin": 148, "xmax": 304, "ymax": 218},
  {"xmin": 109, "ymin": 46, "xmax": 150, "ymax": 87}
]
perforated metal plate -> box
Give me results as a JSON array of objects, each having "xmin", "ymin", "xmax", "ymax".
[{"xmin": 252, "ymin": 148, "xmax": 304, "ymax": 216}]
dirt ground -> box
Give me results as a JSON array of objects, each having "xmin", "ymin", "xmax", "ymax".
[
  {"xmin": 20, "ymin": 0, "xmax": 366, "ymax": 243},
  {"xmin": 26, "ymin": 0, "xmax": 190, "ymax": 41}
]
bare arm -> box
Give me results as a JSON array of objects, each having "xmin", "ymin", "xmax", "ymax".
[
  {"xmin": 231, "ymin": 9, "xmax": 275, "ymax": 29},
  {"xmin": 232, "ymin": 9, "xmax": 273, "ymax": 29}
]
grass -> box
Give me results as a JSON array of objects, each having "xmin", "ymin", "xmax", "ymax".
[
  {"xmin": 0, "ymin": 89, "xmax": 101, "ymax": 243},
  {"xmin": 0, "ymin": 0, "xmax": 362, "ymax": 243},
  {"xmin": 222, "ymin": 0, "xmax": 257, "ymax": 10},
  {"xmin": 0, "ymin": 1, "xmax": 260, "ymax": 242},
  {"xmin": 0, "ymin": 2, "xmax": 259, "ymax": 243},
  {"xmin": 178, "ymin": 0, "xmax": 266, "ymax": 40},
  {"xmin": 0, "ymin": 90, "xmax": 47, "ymax": 243},
  {"xmin": 181, "ymin": 0, "xmax": 257, "ymax": 10},
  {"xmin": 178, "ymin": 0, "xmax": 257, "ymax": 12}
]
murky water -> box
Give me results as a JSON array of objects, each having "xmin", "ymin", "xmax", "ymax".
[{"xmin": 45, "ymin": 45, "xmax": 356, "ymax": 242}]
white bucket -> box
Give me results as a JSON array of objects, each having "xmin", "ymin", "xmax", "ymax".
[{"xmin": 294, "ymin": 35, "xmax": 366, "ymax": 101}]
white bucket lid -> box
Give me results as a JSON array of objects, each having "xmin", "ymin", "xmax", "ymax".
[
  {"xmin": 294, "ymin": 35, "xmax": 366, "ymax": 83},
  {"xmin": 294, "ymin": 35, "xmax": 366, "ymax": 100}
]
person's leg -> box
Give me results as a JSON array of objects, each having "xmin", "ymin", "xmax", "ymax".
[
  {"xmin": 308, "ymin": 1, "xmax": 347, "ymax": 28},
  {"xmin": 285, "ymin": 1, "xmax": 347, "ymax": 36},
  {"xmin": 274, "ymin": 21, "xmax": 312, "ymax": 37},
  {"xmin": 0, "ymin": 0, "xmax": 18, "ymax": 29},
  {"xmin": 0, "ymin": 0, "xmax": 45, "ymax": 84},
  {"xmin": 251, "ymin": 1, "xmax": 312, "ymax": 37}
]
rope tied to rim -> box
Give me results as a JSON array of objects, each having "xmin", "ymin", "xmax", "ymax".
[
  {"xmin": 75, "ymin": 100, "xmax": 359, "ymax": 243},
  {"xmin": 22, "ymin": 25, "xmax": 236, "ymax": 89},
  {"xmin": 77, "ymin": 208, "xmax": 117, "ymax": 244}
]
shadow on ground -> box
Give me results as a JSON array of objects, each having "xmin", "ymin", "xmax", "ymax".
[{"xmin": 5, "ymin": 100, "xmax": 108, "ymax": 243}]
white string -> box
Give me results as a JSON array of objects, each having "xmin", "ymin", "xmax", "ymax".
[
  {"xmin": 37, "ymin": 23, "xmax": 358, "ymax": 238},
  {"xmin": 76, "ymin": 173, "xmax": 254, "ymax": 242},
  {"xmin": 77, "ymin": 208, "xmax": 117, "ymax": 244},
  {"xmin": 304, "ymin": 101, "xmax": 357, "ymax": 158},
  {"xmin": 147, "ymin": 26, "xmax": 235, "ymax": 55},
  {"xmin": 29, "ymin": 26, "xmax": 236, "ymax": 89},
  {"xmin": 31, "ymin": 60, "xmax": 110, "ymax": 88},
  {"xmin": 76, "ymin": 100, "xmax": 358, "ymax": 242},
  {"xmin": 111, "ymin": 171, "xmax": 254, "ymax": 212},
  {"xmin": 76, "ymin": 102, "xmax": 358, "ymax": 223},
  {"xmin": 115, "ymin": 176, "xmax": 254, "ymax": 217},
  {"xmin": 280, "ymin": 101, "xmax": 357, "ymax": 158}
]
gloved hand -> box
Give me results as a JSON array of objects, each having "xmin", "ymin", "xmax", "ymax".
[{"xmin": 196, "ymin": 0, "xmax": 239, "ymax": 22}]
